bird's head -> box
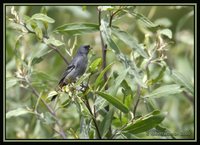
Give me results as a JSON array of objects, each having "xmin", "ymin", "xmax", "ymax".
[{"xmin": 77, "ymin": 45, "xmax": 91, "ymax": 55}]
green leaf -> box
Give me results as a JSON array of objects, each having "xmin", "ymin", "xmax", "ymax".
[
  {"xmin": 44, "ymin": 37, "xmax": 64, "ymax": 47},
  {"xmin": 122, "ymin": 110, "xmax": 166, "ymax": 134},
  {"xmin": 159, "ymin": 29, "xmax": 172, "ymax": 39},
  {"xmin": 143, "ymin": 84, "xmax": 182, "ymax": 98},
  {"xmin": 6, "ymin": 108, "xmax": 30, "ymax": 119},
  {"xmin": 110, "ymin": 67, "xmax": 130, "ymax": 96},
  {"xmin": 100, "ymin": 109, "xmax": 114, "ymax": 137},
  {"xmin": 55, "ymin": 23, "xmax": 99, "ymax": 35},
  {"xmin": 31, "ymin": 13, "xmax": 55, "ymax": 23},
  {"xmin": 100, "ymin": 20, "xmax": 120, "ymax": 54},
  {"xmin": 31, "ymin": 71, "xmax": 57, "ymax": 82},
  {"xmin": 94, "ymin": 62, "xmax": 114, "ymax": 89},
  {"xmin": 96, "ymin": 91, "xmax": 129, "ymax": 113},
  {"xmin": 46, "ymin": 91, "xmax": 58, "ymax": 100},
  {"xmin": 129, "ymin": 11, "xmax": 158, "ymax": 28},
  {"xmin": 169, "ymin": 69, "xmax": 194, "ymax": 94},
  {"xmin": 129, "ymin": 68, "xmax": 147, "ymax": 88},
  {"xmin": 31, "ymin": 57, "xmax": 43, "ymax": 66},
  {"xmin": 89, "ymin": 58, "xmax": 102, "ymax": 73},
  {"xmin": 34, "ymin": 27, "xmax": 43, "ymax": 40},
  {"xmin": 112, "ymin": 27, "xmax": 148, "ymax": 58},
  {"xmin": 98, "ymin": 6, "xmax": 114, "ymax": 11},
  {"xmin": 6, "ymin": 77, "xmax": 19, "ymax": 89}
]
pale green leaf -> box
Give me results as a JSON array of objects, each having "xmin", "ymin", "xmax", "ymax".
[
  {"xmin": 159, "ymin": 29, "xmax": 172, "ymax": 39},
  {"xmin": 169, "ymin": 69, "xmax": 194, "ymax": 94},
  {"xmin": 112, "ymin": 27, "xmax": 148, "ymax": 58},
  {"xmin": 31, "ymin": 13, "xmax": 55, "ymax": 23},
  {"xmin": 143, "ymin": 84, "xmax": 182, "ymax": 98},
  {"xmin": 44, "ymin": 37, "xmax": 64, "ymax": 47},
  {"xmin": 55, "ymin": 23, "xmax": 99, "ymax": 35},
  {"xmin": 6, "ymin": 108, "xmax": 30, "ymax": 119}
]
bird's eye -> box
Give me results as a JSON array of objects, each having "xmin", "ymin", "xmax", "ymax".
[{"xmin": 84, "ymin": 45, "xmax": 90, "ymax": 49}]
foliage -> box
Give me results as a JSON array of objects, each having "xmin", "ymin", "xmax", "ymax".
[{"xmin": 5, "ymin": 5, "xmax": 194, "ymax": 139}]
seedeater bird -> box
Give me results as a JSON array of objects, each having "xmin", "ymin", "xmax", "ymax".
[{"xmin": 58, "ymin": 45, "xmax": 91, "ymax": 88}]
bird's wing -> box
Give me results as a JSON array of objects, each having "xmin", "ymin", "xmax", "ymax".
[{"xmin": 58, "ymin": 64, "xmax": 75, "ymax": 86}]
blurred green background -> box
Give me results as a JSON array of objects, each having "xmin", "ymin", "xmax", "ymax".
[{"xmin": 5, "ymin": 5, "xmax": 194, "ymax": 139}]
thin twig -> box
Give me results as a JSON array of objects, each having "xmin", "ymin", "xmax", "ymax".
[
  {"xmin": 182, "ymin": 91, "xmax": 194, "ymax": 103},
  {"xmin": 24, "ymin": 77, "xmax": 67, "ymax": 139},
  {"xmin": 109, "ymin": 9, "xmax": 122, "ymax": 27},
  {"xmin": 84, "ymin": 95, "xmax": 102, "ymax": 139},
  {"xmin": 22, "ymin": 22, "xmax": 69, "ymax": 65},
  {"xmin": 133, "ymin": 84, "xmax": 141, "ymax": 118}
]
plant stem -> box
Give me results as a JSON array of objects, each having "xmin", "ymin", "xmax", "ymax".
[
  {"xmin": 24, "ymin": 77, "xmax": 67, "ymax": 139},
  {"xmin": 133, "ymin": 84, "xmax": 141, "ymax": 118},
  {"xmin": 84, "ymin": 95, "xmax": 102, "ymax": 139},
  {"xmin": 22, "ymin": 23, "xmax": 69, "ymax": 65}
]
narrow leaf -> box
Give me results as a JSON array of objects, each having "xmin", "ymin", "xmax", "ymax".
[
  {"xmin": 44, "ymin": 37, "xmax": 64, "ymax": 47},
  {"xmin": 169, "ymin": 69, "xmax": 194, "ymax": 94},
  {"xmin": 96, "ymin": 91, "xmax": 129, "ymax": 113},
  {"xmin": 122, "ymin": 110, "xmax": 166, "ymax": 134},
  {"xmin": 143, "ymin": 84, "xmax": 182, "ymax": 98},
  {"xmin": 112, "ymin": 27, "xmax": 148, "ymax": 58},
  {"xmin": 100, "ymin": 20, "xmax": 120, "ymax": 54},
  {"xmin": 6, "ymin": 108, "xmax": 30, "ymax": 119},
  {"xmin": 31, "ymin": 57, "xmax": 43, "ymax": 66},
  {"xmin": 100, "ymin": 109, "xmax": 114, "ymax": 137},
  {"xmin": 94, "ymin": 62, "xmax": 114, "ymax": 88},
  {"xmin": 6, "ymin": 77, "xmax": 19, "ymax": 89},
  {"xmin": 47, "ymin": 91, "xmax": 58, "ymax": 100},
  {"xmin": 89, "ymin": 58, "xmax": 102, "ymax": 73},
  {"xmin": 129, "ymin": 11, "xmax": 158, "ymax": 28},
  {"xmin": 34, "ymin": 27, "xmax": 43, "ymax": 40},
  {"xmin": 55, "ymin": 23, "xmax": 99, "ymax": 35},
  {"xmin": 159, "ymin": 29, "xmax": 172, "ymax": 39},
  {"xmin": 31, "ymin": 13, "xmax": 55, "ymax": 23}
]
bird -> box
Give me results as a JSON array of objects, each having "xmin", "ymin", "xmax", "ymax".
[{"xmin": 58, "ymin": 45, "xmax": 91, "ymax": 89}]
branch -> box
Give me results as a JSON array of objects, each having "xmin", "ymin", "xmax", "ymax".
[
  {"xmin": 24, "ymin": 77, "xmax": 67, "ymax": 139},
  {"xmin": 109, "ymin": 9, "xmax": 122, "ymax": 27},
  {"xmin": 84, "ymin": 95, "xmax": 102, "ymax": 139},
  {"xmin": 133, "ymin": 84, "xmax": 141, "ymax": 118},
  {"xmin": 22, "ymin": 23, "xmax": 69, "ymax": 65}
]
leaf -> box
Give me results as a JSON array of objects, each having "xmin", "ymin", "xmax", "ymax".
[
  {"xmin": 112, "ymin": 27, "xmax": 148, "ymax": 58},
  {"xmin": 143, "ymin": 84, "xmax": 182, "ymax": 98},
  {"xmin": 46, "ymin": 91, "xmax": 58, "ymax": 100},
  {"xmin": 129, "ymin": 11, "xmax": 158, "ymax": 28},
  {"xmin": 169, "ymin": 69, "xmax": 194, "ymax": 94},
  {"xmin": 122, "ymin": 110, "xmax": 166, "ymax": 134},
  {"xmin": 55, "ymin": 23, "xmax": 99, "ymax": 35},
  {"xmin": 44, "ymin": 37, "xmax": 64, "ymax": 47},
  {"xmin": 99, "ymin": 109, "xmax": 114, "ymax": 137},
  {"xmin": 110, "ymin": 67, "xmax": 130, "ymax": 96},
  {"xmin": 94, "ymin": 62, "xmax": 114, "ymax": 89},
  {"xmin": 31, "ymin": 71, "xmax": 57, "ymax": 82},
  {"xmin": 89, "ymin": 58, "xmax": 102, "ymax": 73},
  {"xmin": 159, "ymin": 29, "xmax": 172, "ymax": 39},
  {"xmin": 31, "ymin": 13, "xmax": 55, "ymax": 23},
  {"xmin": 96, "ymin": 91, "xmax": 129, "ymax": 113},
  {"xmin": 129, "ymin": 68, "xmax": 147, "ymax": 88},
  {"xmin": 31, "ymin": 57, "xmax": 43, "ymax": 66},
  {"xmin": 98, "ymin": 6, "xmax": 114, "ymax": 11},
  {"xmin": 6, "ymin": 77, "xmax": 19, "ymax": 89},
  {"xmin": 34, "ymin": 27, "xmax": 43, "ymax": 40},
  {"xmin": 100, "ymin": 20, "xmax": 120, "ymax": 54},
  {"xmin": 6, "ymin": 108, "xmax": 30, "ymax": 119}
]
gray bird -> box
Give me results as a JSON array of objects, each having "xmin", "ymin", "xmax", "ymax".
[{"xmin": 58, "ymin": 45, "xmax": 91, "ymax": 88}]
